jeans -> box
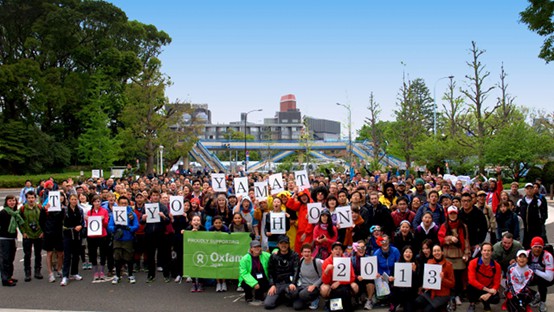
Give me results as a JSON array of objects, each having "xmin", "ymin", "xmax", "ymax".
[
  {"xmin": 87, "ymin": 237, "xmax": 107, "ymax": 266},
  {"xmin": 243, "ymin": 278, "xmax": 270, "ymax": 301},
  {"xmin": 0, "ymin": 239, "xmax": 16, "ymax": 282},
  {"xmin": 62, "ymin": 238, "xmax": 81, "ymax": 278},
  {"xmin": 22, "ymin": 238, "xmax": 42, "ymax": 274}
]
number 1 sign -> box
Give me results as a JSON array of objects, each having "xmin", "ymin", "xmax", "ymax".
[{"xmin": 393, "ymin": 263, "xmax": 413, "ymax": 287}]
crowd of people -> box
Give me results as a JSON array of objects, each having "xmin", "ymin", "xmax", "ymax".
[{"xmin": 0, "ymin": 166, "xmax": 552, "ymax": 312}]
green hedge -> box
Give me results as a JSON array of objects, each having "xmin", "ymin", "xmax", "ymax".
[{"xmin": 0, "ymin": 172, "xmax": 84, "ymax": 188}]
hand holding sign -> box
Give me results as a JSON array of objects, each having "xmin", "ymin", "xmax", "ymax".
[
  {"xmin": 360, "ymin": 256, "xmax": 377, "ymax": 280},
  {"xmin": 307, "ymin": 203, "xmax": 323, "ymax": 224},
  {"xmin": 423, "ymin": 263, "xmax": 442, "ymax": 290}
]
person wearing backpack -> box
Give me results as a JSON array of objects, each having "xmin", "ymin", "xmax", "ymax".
[
  {"xmin": 467, "ymin": 242, "xmax": 501, "ymax": 312},
  {"xmin": 527, "ymin": 237, "xmax": 553, "ymax": 312},
  {"xmin": 292, "ymin": 243, "xmax": 323, "ymax": 310}
]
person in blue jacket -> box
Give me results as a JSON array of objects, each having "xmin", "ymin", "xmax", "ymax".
[
  {"xmin": 373, "ymin": 234, "xmax": 400, "ymax": 303},
  {"xmin": 108, "ymin": 196, "xmax": 139, "ymax": 284}
]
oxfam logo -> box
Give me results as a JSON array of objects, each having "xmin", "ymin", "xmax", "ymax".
[{"xmin": 193, "ymin": 251, "xmax": 208, "ymax": 267}]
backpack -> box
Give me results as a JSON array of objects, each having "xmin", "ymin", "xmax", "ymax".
[{"xmin": 294, "ymin": 258, "xmax": 320, "ymax": 285}]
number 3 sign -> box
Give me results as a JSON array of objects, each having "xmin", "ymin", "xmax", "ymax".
[
  {"xmin": 423, "ymin": 263, "xmax": 442, "ymax": 290},
  {"xmin": 332, "ymin": 257, "xmax": 351, "ymax": 282}
]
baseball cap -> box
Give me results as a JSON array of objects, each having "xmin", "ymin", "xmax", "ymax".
[
  {"xmin": 531, "ymin": 237, "xmax": 544, "ymax": 248},
  {"xmin": 331, "ymin": 241, "xmax": 344, "ymax": 250},
  {"xmin": 524, "ymin": 183, "xmax": 534, "ymax": 188},
  {"xmin": 516, "ymin": 250, "xmax": 528, "ymax": 258},
  {"xmin": 250, "ymin": 240, "xmax": 261, "ymax": 248},
  {"xmin": 447, "ymin": 206, "xmax": 458, "ymax": 214},
  {"xmin": 278, "ymin": 235, "xmax": 290, "ymax": 244},
  {"xmin": 398, "ymin": 181, "xmax": 406, "ymax": 186},
  {"xmin": 477, "ymin": 190, "xmax": 487, "ymax": 196}
]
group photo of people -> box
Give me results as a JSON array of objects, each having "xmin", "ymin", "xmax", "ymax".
[{"xmin": 0, "ymin": 166, "xmax": 552, "ymax": 312}]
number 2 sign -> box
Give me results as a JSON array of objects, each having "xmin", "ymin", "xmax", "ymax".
[{"xmin": 332, "ymin": 257, "xmax": 351, "ymax": 282}]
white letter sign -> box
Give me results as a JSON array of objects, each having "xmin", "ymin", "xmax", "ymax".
[
  {"xmin": 332, "ymin": 257, "xmax": 351, "ymax": 282},
  {"xmin": 145, "ymin": 203, "xmax": 160, "ymax": 223},
  {"xmin": 423, "ymin": 263, "xmax": 442, "ymax": 290},
  {"xmin": 91, "ymin": 169, "xmax": 101, "ymax": 178},
  {"xmin": 393, "ymin": 262, "xmax": 413, "ymax": 288},
  {"xmin": 360, "ymin": 256, "xmax": 378, "ymax": 280},
  {"xmin": 295, "ymin": 170, "xmax": 310, "ymax": 190},
  {"xmin": 169, "ymin": 196, "xmax": 184, "ymax": 216},
  {"xmin": 254, "ymin": 182, "xmax": 268, "ymax": 201},
  {"xmin": 234, "ymin": 177, "xmax": 248, "ymax": 197},
  {"xmin": 87, "ymin": 216, "xmax": 102, "ymax": 236},
  {"xmin": 269, "ymin": 173, "xmax": 284, "ymax": 195},
  {"xmin": 270, "ymin": 212, "xmax": 286, "ymax": 234},
  {"xmin": 48, "ymin": 191, "xmax": 61, "ymax": 212},
  {"xmin": 308, "ymin": 203, "xmax": 323, "ymax": 224},
  {"xmin": 336, "ymin": 206, "xmax": 353, "ymax": 228},
  {"xmin": 211, "ymin": 173, "xmax": 226, "ymax": 192},
  {"xmin": 112, "ymin": 206, "xmax": 128, "ymax": 226}
]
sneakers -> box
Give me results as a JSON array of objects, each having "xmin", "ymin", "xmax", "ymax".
[
  {"xmin": 24, "ymin": 276, "xmax": 31, "ymax": 282},
  {"xmin": 221, "ymin": 281, "xmax": 227, "ymax": 292},
  {"xmin": 70, "ymin": 274, "xmax": 83, "ymax": 281},
  {"xmin": 236, "ymin": 286, "xmax": 244, "ymax": 292},
  {"xmin": 60, "ymin": 277, "xmax": 68, "ymax": 286},
  {"xmin": 216, "ymin": 283, "xmax": 222, "ymax": 292},
  {"xmin": 34, "ymin": 272, "xmax": 43, "ymax": 279},
  {"xmin": 48, "ymin": 273, "xmax": 56, "ymax": 283},
  {"xmin": 93, "ymin": 272, "xmax": 100, "ymax": 281},
  {"xmin": 539, "ymin": 302, "xmax": 548, "ymax": 312},
  {"xmin": 129, "ymin": 276, "xmax": 136, "ymax": 284},
  {"xmin": 55, "ymin": 271, "xmax": 62, "ymax": 278},
  {"xmin": 309, "ymin": 298, "xmax": 320, "ymax": 310},
  {"xmin": 82, "ymin": 263, "xmax": 88, "ymax": 270},
  {"xmin": 156, "ymin": 266, "xmax": 163, "ymax": 272},
  {"xmin": 501, "ymin": 300, "xmax": 507, "ymax": 311},
  {"xmin": 174, "ymin": 275, "xmax": 182, "ymax": 283},
  {"xmin": 112, "ymin": 276, "xmax": 120, "ymax": 285},
  {"xmin": 2, "ymin": 279, "xmax": 16, "ymax": 287},
  {"xmin": 248, "ymin": 300, "xmax": 263, "ymax": 306},
  {"xmin": 185, "ymin": 277, "xmax": 192, "ymax": 283},
  {"xmin": 98, "ymin": 272, "xmax": 105, "ymax": 280},
  {"xmin": 146, "ymin": 276, "xmax": 155, "ymax": 283},
  {"xmin": 467, "ymin": 304, "xmax": 476, "ymax": 312},
  {"xmin": 364, "ymin": 299, "xmax": 373, "ymax": 310},
  {"xmin": 190, "ymin": 283, "xmax": 198, "ymax": 292},
  {"xmin": 455, "ymin": 296, "xmax": 463, "ymax": 306},
  {"xmin": 196, "ymin": 284, "xmax": 204, "ymax": 292}
]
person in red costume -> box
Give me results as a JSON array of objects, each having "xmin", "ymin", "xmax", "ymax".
[{"xmin": 287, "ymin": 188, "xmax": 314, "ymax": 253}]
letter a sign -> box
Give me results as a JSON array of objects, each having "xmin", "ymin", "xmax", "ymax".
[{"xmin": 234, "ymin": 177, "xmax": 248, "ymax": 197}]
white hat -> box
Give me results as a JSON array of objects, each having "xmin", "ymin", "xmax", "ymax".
[{"xmin": 516, "ymin": 250, "xmax": 528, "ymax": 257}]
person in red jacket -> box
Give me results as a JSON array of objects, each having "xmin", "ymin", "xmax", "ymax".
[
  {"xmin": 415, "ymin": 244, "xmax": 455, "ymax": 312},
  {"xmin": 320, "ymin": 242, "xmax": 358, "ymax": 311},
  {"xmin": 286, "ymin": 188, "xmax": 314, "ymax": 253},
  {"xmin": 85, "ymin": 195, "xmax": 110, "ymax": 281},
  {"xmin": 467, "ymin": 242, "xmax": 501, "ymax": 312}
]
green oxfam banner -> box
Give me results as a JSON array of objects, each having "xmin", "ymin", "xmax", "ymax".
[{"xmin": 183, "ymin": 231, "xmax": 251, "ymax": 279}]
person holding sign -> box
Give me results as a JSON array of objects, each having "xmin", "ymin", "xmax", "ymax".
[
  {"xmin": 264, "ymin": 197, "xmax": 290, "ymax": 251},
  {"xmin": 140, "ymin": 189, "xmax": 170, "ymax": 283},
  {"xmin": 238, "ymin": 240, "xmax": 271, "ymax": 306},
  {"xmin": 108, "ymin": 196, "xmax": 139, "ymax": 285},
  {"xmin": 350, "ymin": 240, "xmax": 376, "ymax": 310},
  {"xmin": 85, "ymin": 195, "xmax": 109, "ymax": 281},
  {"xmin": 264, "ymin": 235, "xmax": 299, "ymax": 309},
  {"xmin": 320, "ymin": 241, "xmax": 358, "ymax": 311},
  {"xmin": 39, "ymin": 192, "xmax": 67, "ymax": 283},
  {"xmin": 374, "ymin": 234, "xmax": 400, "ymax": 307},
  {"xmin": 60, "ymin": 195, "xmax": 85, "ymax": 286},
  {"xmin": 312, "ymin": 210, "xmax": 337, "ymax": 260},
  {"xmin": 414, "ymin": 245, "xmax": 455, "ymax": 312},
  {"xmin": 286, "ymin": 189, "xmax": 314, "ymax": 253},
  {"xmin": 390, "ymin": 246, "xmax": 419, "ymax": 312},
  {"xmin": 466, "ymin": 242, "xmax": 501, "ymax": 312}
]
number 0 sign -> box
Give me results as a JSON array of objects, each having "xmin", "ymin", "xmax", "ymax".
[
  {"xmin": 332, "ymin": 257, "xmax": 351, "ymax": 282},
  {"xmin": 423, "ymin": 263, "xmax": 442, "ymax": 290},
  {"xmin": 360, "ymin": 256, "xmax": 377, "ymax": 280}
]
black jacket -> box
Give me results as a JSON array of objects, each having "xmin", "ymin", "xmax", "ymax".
[
  {"xmin": 268, "ymin": 249, "xmax": 299, "ymax": 286},
  {"xmin": 459, "ymin": 206, "xmax": 488, "ymax": 246}
]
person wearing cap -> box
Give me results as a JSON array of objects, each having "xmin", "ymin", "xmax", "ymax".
[
  {"xmin": 466, "ymin": 242, "xmax": 501, "ymax": 312},
  {"xmin": 527, "ymin": 236, "xmax": 554, "ymax": 312},
  {"xmin": 438, "ymin": 205, "xmax": 471, "ymax": 306},
  {"xmin": 320, "ymin": 241, "xmax": 359, "ymax": 311},
  {"xmin": 412, "ymin": 190, "xmax": 444, "ymax": 230},
  {"xmin": 395, "ymin": 181, "xmax": 410, "ymax": 201},
  {"xmin": 264, "ymin": 235, "xmax": 299, "ymax": 309},
  {"xmin": 238, "ymin": 240, "xmax": 271, "ymax": 306},
  {"xmin": 474, "ymin": 190, "xmax": 497, "ymax": 244},
  {"xmin": 516, "ymin": 183, "xmax": 546, "ymax": 248},
  {"xmin": 412, "ymin": 178, "xmax": 428, "ymax": 205},
  {"xmin": 505, "ymin": 250, "xmax": 536, "ymax": 312},
  {"xmin": 459, "ymin": 192, "xmax": 489, "ymax": 251}
]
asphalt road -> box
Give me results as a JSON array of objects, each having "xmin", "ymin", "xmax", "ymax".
[{"xmin": 0, "ymin": 189, "xmax": 553, "ymax": 311}]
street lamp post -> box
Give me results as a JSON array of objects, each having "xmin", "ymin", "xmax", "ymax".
[
  {"xmin": 159, "ymin": 145, "xmax": 164, "ymax": 176},
  {"xmin": 243, "ymin": 109, "xmax": 262, "ymax": 173},
  {"xmin": 433, "ymin": 75, "xmax": 454, "ymax": 136},
  {"xmin": 336, "ymin": 102, "xmax": 352, "ymax": 173}
]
